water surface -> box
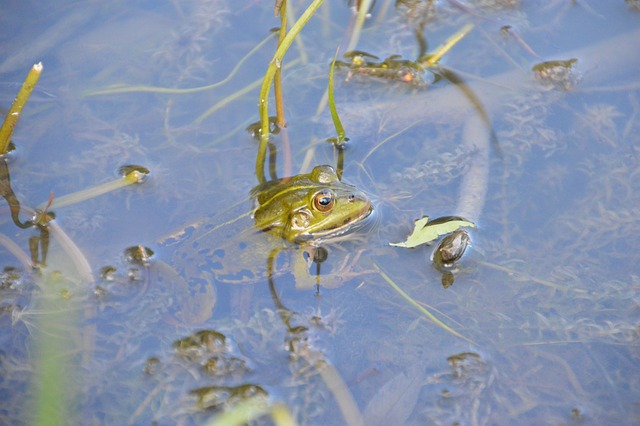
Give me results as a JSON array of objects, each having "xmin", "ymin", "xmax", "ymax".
[{"xmin": 1, "ymin": 1, "xmax": 639, "ymax": 424}]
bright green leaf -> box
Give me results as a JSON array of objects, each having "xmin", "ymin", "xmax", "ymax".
[{"xmin": 389, "ymin": 215, "xmax": 476, "ymax": 248}]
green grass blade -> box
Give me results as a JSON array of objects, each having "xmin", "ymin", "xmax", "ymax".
[{"xmin": 374, "ymin": 263, "xmax": 475, "ymax": 344}]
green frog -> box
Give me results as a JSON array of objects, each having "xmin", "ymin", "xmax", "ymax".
[
  {"xmin": 252, "ymin": 165, "xmax": 372, "ymax": 243},
  {"xmin": 165, "ymin": 165, "xmax": 373, "ymax": 286}
]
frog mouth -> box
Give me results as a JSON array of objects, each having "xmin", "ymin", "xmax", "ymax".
[{"xmin": 297, "ymin": 199, "xmax": 373, "ymax": 242}]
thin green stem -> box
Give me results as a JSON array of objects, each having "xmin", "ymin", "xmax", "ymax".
[
  {"xmin": 257, "ymin": 0, "xmax": 324, "ymax": 184},
  {"xmin": 195, "ymin": 58, "xmax": 301, "ymax": 125},
  {"xmin": 327, "ymin": 48, "xmax": 346, "ymax": 144},
  {"xmin": 84, "ymin": 32, "xmax": 276, "ymax": 96},
  {"xmin": 420, "ymin": 23, "xmax": 474, "ymax": 67},
  {"xmin": 374, "ymin": 263, "xmax": 475, "ymax": 344},
  {"xmin": 274, "ymin": 1, "xmax": 288, "ymax": 128},
  {"xmin": 345, "ymin": 0, "xmax": 372, "ymax": 52},
  {"xmin": 40, "ymin": 170, "xmax": 146, "ymax": 211}
]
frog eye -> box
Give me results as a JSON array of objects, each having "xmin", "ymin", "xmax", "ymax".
[{"xmin": 312, "ymin": 190, "xmax": 335, "ymax": 212}]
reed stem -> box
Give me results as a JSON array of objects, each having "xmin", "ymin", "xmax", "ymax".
[
  {"xmin": 274, "ymin": 0, "xmax": 288, "ymax": 129},
  {"xmin": 256, "ymin": 0, "xmax": 324, "ymax": 184},
  {"xmin": 0, "ymin": 62, "xmax": 42, "ymax": 154}
]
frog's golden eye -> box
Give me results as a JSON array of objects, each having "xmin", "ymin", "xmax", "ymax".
[{"xmin": 313, "ymin": 190, "xmax": 335, "ymax": 212}]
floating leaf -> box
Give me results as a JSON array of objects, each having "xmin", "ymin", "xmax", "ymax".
[{"xmin": 389, "ymin": 215, "xmax": 475, "ymax": 248}]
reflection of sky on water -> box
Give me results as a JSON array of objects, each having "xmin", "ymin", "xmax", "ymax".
[{"xmin": 0, "ymin": 1, "xmax": 638, "ymax": 424}]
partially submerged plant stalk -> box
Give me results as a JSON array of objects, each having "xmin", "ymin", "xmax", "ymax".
[
  {"xmin": 327, "ymin": 48, "xmax": 348, "ymax": 180},
  {"xmin": 196, "ymin": 59, "xmax": 301, "ymax": 125},
  {"xmin": 374, "ymin": 263, "xmax": 475, "ymax": 344},
  {"xmin": 312, "ymin": 0, "xmax": 373, "ymax": 118},
  {"xmin": 40, "ymin": 165, "xmax": 149, "ymax": 210},
  {"xmin": 345, "ymin": 0, "xmax": 374, "ymax": 52},
  {"xmin": 274, "ymin": 0, "xmax": 288, "ymax": 129},
  {"xmin": 0, "ymin": 62, "xmax": 42, "ymax": 154},
  {"xmin": 327, "ymin": 48, "xmax": 347, "ymax": 146},
  {"xmin": 420, "ymin": 23, "xmax": 474, "ymax": 67},
  {"xmin": 257, "ymin": 0, "xmax": 324, "ymax": 184},
  {"xmin": 273, "ymin": 1, "xmax": 293, "ymax": 177}
]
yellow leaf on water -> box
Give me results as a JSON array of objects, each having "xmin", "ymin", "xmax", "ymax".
[{"xmin": 389, "ymin": 215, "xmax": 475, "ymax": 248}]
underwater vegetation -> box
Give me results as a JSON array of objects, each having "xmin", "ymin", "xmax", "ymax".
[{"xmin": 0, "ymin": 1, "xmax": 639, "ymax": 425}]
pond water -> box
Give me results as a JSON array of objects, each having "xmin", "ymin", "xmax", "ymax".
[{"xmin": 1, "ymin": 1, "xmax": 639, "ymax": 425}]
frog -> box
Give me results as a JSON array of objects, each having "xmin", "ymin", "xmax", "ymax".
[
  {"xmin": 164, "ymin": 165, "xmax": 373, "ymax": 286},
  {"xmin": 252, "ymin": 165, "xmax": 372, "ymax": 243}
]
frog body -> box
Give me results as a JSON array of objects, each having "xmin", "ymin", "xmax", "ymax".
[
  {"xmin": 165, "ymin": 165, "xmax": 372, "ymax": 285},
  {"xmin": 252, "ymin": 165, "xmax": 372, "ymax": 242}
]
